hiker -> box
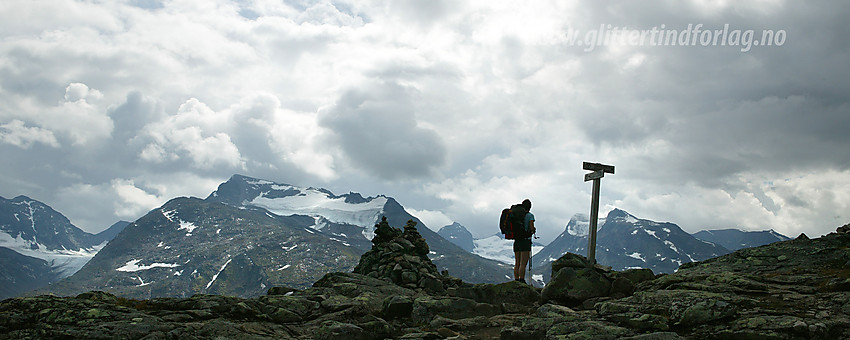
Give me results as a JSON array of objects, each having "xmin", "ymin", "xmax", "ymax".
[{"xmin": 513, "ymin": 199, "xmax": 535, "ymax": 283}]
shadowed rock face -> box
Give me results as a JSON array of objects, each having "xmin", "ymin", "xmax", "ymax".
[{"xmin": 2, "ymin": 221, "xmax": 850, "ymax": 339}]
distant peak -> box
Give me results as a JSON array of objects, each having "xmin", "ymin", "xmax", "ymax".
[
  {"xmin": 12, "ymin": 195, "xmax": 35, "ymax": 202},
  {"xmin": 606, "ymin": 208, "xmax": 633, "ymax": 219},
  {"xmin": 343, "ymin": 192, "xmax": 366, "ymax": 204},
  {"xmin": 569, "ymin": 213, "xmax": 589, "ymax": 222},
  {"xmin": 439, "ymin": 222, "xmax": 466, "ymax": 230}
]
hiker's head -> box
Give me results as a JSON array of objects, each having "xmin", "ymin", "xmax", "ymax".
[{"xmin": 521, "ymin": 199, "xmax": 531, "ymax": 211}]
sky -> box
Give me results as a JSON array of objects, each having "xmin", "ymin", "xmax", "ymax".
[{"xmin": 1, "ymin": 0, "xmax": 849, "ymax": 244}]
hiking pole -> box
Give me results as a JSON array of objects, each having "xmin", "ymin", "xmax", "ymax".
[{"xmin": 528, "ymin": 235, "xmax": 538, "ymax": 276}]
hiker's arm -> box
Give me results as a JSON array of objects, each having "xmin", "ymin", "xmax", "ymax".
[{"xmin": 529, "ymin": 220, "xmax": 536, "ymax": 234}]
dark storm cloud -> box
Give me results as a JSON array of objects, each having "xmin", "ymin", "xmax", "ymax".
[{"xmin": 319, "ymin": 81, "xmax": 447, "ymax": 180}]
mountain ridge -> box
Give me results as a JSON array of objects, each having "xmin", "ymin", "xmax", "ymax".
[{"xmin": 36, "ymin": 175, "xmax": 511, "ymax": 299}]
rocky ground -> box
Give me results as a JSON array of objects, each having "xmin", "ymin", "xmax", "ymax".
[{"xmin": 1, "ymin": 220, "xmax": 849, "ymax": 339}]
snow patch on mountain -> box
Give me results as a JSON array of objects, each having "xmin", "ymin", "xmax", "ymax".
[
  {"xmin": 206, "ymin": 258, "xmax": 232, "ymax": 290},
  {"xmin": 178, "ymin": 221, "xmax": 198, "ymax": 235},
  {"xmin": 244, "ymin": 186, "xmax": 387, "ymax": 241},
  {"xmin": 116, "ymin": 259, "xmax": 180, "ymax": 272},
  {"xmin": 0, "ymin": 231, "xmax": 102, "ymax": 277},
  {"xmin": 627, "ymin": 252, "xmax": 646, "ymax": 262}
]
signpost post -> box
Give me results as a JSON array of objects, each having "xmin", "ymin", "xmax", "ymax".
[{"xmin": 583, "ymin": 162, "xmax": 615, "ymax": 266}]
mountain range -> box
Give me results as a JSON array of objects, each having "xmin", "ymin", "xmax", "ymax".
[
  {"xmin": 3, "ymin": 175, "xmax": 791, "ymax": 299},
  {"xmin": 36, "ymin": 175, "xmax": 510, "ymax": 299},
  {"xmin": 692, "ymin": 228, "xmax": 790, "ymax": 250},
  {"xmin": 437, "ymin": 209, "xmax": 790, "ymax": 286},
  {"xmin": 0, "ymin": 195, "xmax": 128, "ymax": 299}
]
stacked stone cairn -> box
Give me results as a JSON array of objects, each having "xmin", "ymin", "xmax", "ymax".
[{"xmin": 353, "ymin": 217, "xmax": 459, "ymax": 293}]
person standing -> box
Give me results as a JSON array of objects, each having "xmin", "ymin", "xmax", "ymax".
[{"xmin": 513, "ymin": 199, "xmax": 535, "ymax": 283}]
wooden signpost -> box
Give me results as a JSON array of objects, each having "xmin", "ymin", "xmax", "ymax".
[{"xmin": 583, "ymin": 161, "xmax": 615, "ymax": 266}]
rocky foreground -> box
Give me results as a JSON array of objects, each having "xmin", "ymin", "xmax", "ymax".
[{"xmin": 1, "ymin": 220, "xmax": 849, "ymax": 339}]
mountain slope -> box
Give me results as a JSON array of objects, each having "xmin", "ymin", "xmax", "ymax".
[
  {"xmin": 0, "ymin": 196, "xmax": 116, "ymax": 298},
  {"xmin": 0, "ymin": 247, "xmax": 59, "ymax": 299},
  {"xmin": 44, "ymin": 175, "xmax": 511, "ymax": 298},
  {"xmin": 43, "ymin": 197, "xmax": 362, "ymax": 299},
  {"xmin": 207, "ymin": 174, "xmax": 511, "ymax": 284},
  {"xmin": 437, "ymin": 222, "xmax": 475, "ymax": 252},
  {"xmin": 0, "ymin": 195, "xmax": 99, "ymax": 252},
  {"xmin": 89, "ymin": 221, "xmax": 131, "ymax": 246},
  {"xmin": 692, "ymin": 228, "xmax": 790, "ymax": 250}
]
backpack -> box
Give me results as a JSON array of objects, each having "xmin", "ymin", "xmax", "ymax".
[{"xmin": 500, "ymin": 204, "xmax": 528, "ymax": 240}]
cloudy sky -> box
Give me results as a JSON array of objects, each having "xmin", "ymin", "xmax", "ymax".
[{"xmin": 2, "ymin": 0, "xmax": 848, "ymax": 243}]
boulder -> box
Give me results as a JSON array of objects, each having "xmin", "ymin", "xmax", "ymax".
[
  {"xmin": 447, "ymin": 280, "xmax": 539, "ymax": 307},
  {"xmin": 314, "ymin": 320, "xmax": 367, "ymax": 340},
  {"xmin": 410, "ymin": 296, "xmax": 498, "ymax": 324},
  {"xmin": 619, "ymin": 268, "xmax": 655, "ymax": 285},
  {"xmin": 382, "ymin": 295, "xmax": 413, "ymax": 319},
  {"xmin": 551, "ymin": 252, "xmax": 590, "ymax": 273},
  {"xmin": 541, "ymin": 267, "xmax": 611, "ymax": 305}
]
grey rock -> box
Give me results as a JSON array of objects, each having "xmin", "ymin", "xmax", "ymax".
[{"xmin": 541, "ymin": 266, "xmax": 611, "ymax": 305}]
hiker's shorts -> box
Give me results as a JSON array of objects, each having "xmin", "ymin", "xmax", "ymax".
[{"xmin": 513, "ymin": 238, "xmax": 532, "ymax": 252}]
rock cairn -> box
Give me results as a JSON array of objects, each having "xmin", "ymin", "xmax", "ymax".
[{"xmin": 353, "ymin": 217, "xmax": 455, "ymax": 292}]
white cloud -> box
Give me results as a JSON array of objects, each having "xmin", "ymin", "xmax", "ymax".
[
  {"xmin": 1, "ymin": 0, "xmax": 849, "ymax": 241},
  {"xmin": 141, "ymin": 98, "xmax": 244, "ymax": 170},
  {"xmin": 406, "ymin": 208, "xmax": 453, "ymax": 232},
  {"xmin": 4, "ymin": 83, "xmax": 114, "ymax": 146},
  {"xmin": 111, "ymin": 179, "xmax": 163, "ymax": 219},
  {"xmin": 65, "ymin": 83, "xmax": 102, "ymax": 102},
  {"xmin": 0, "ymin": 120, "xmax": 59, "ymax": 148}
]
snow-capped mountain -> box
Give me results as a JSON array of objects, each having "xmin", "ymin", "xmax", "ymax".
[
  {"xmin": 692, "ymin": 228, "xmax": 790, "ymax": 251},
  {"xmin": 564, "ymin": 213, "xmax": 606, "ymax": 237},
  {"xmin": 0, "ymin": 196, "xmax": 127, "ymax": 299},
  {"xmin": 532, "ymin": 213, "xmax": 602, "ymax": 273},
  {"xmin": 437, "ymin": 222, "xmax": 475, "ymax": 252},
  {"xmin": 207, "ymin": 175, "xmax": 387, "ymax": 243},
  {"xmin": 533, "ymin": 209, "xmax": 730, "ymax": 280},
  {"xmin": 43, "ymin": 175, "xmax": 511, "ymax": 299}
]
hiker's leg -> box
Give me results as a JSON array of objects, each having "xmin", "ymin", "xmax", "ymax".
[
  {"xmin": 518, "ymin": 251, "xmax": 530, "ymax": 280},
  {"xmin": 513, "ymin": 251, "xmax": 521, "ymax": 280}
]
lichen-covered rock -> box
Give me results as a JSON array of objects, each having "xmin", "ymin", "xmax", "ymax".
[
  {"xmin": 446, "ymin": 280, "xmax": 540, "ymax": 310},
  {"xmin": 314, "ymin": 320, "xmax": 367, "ymax": 340},
  {"xmin": 551, "ymin": 252, "xmax": 591, "ymax": 272},
  {"xmin": 541, "ymin": 266, "xmax": 611, "ymax": 305},
  {"xmin": 671, "ymin": 299, "xmax": 737, "ymax": 327},
  {"xmin": 620, "ymin": 268, "xmax": 656, "ymax": 285},
  {"xmin": 382, "ymin": 295, "xmax": 413, "ymax": 319},
  {"xmin": 410, "ymin": 295, "xmax": 501, "ymax": 325}
]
